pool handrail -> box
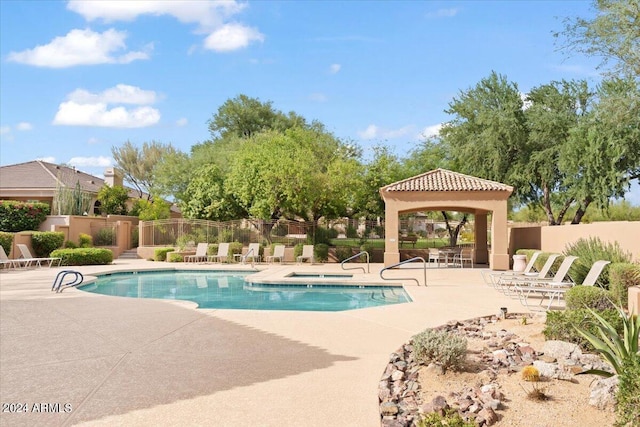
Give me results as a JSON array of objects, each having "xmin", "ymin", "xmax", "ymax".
[
  {"xmin": 340, "ymin": 251, "xmax": 370, "ymax": 274},
  {"xmin": 380, "ymin": 257, "xmax": 427, "ymax": 286},
  {"xmin": 52, "ymin": 270, "xmax": 84, "ymax": 293}
]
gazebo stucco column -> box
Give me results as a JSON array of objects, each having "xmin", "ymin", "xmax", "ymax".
[
  {"xmin": 490, "ymin": 202, "xmax": 510, "ymax": 270},
  {"xmin": 474, "ymin": 212, "xmax": 488, "ymax": 264},
  {"xmin": 384, "ymin": 204, "xmax": 400, "ymax": 266}
]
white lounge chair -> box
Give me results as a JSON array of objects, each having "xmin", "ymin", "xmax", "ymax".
[
  {"xmin": 184, "ymin": 243, "xmax": 209, "ymax": 263},
  {"xmin": 513, "ymin": 255, "xmax": 581, "ymax": 310},
  {"xmin": 494, "ymin": 253, "xmax": 560, "ymax": 294},
  {"xmin": 209, "ymin": 242, "xmax": 230, "ymax": 263},
  {"xmin": 16, "ymin": 243, "xmax": 61, "ymax": 267},
  {"xmin": 483, "ymin": 251, "xmax": 542, "ymax": 288},
  {"xmin": 266, "ymin": 244, "xmax": 285, "ymax": 264},
  {"xmin": 296, "ymin": 245, "xmax": 314, "ymax": 264},
  {"xmin": 0, "ymin": 245, "xmax": 27, "ymax": 269}
]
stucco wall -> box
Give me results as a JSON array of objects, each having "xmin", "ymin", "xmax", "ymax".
[{"xmin": 509, "ymin": 221, "xmax": 640, "ymax": 262}]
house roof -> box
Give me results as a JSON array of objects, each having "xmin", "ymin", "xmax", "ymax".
[
  {"xmin": 381, "ymin": 168, "xmax": 513, "ymax": 193},
  {"xmin": 0, "ymin": 160, "xmax": 137, "ymax": 197}
]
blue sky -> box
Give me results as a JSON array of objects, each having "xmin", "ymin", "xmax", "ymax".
[{"xmin": 1, "ymin": 0, "xmax": 639, "ymax": 204}]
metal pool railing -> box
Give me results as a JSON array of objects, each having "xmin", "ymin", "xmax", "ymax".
[
  {"xmin": 379, "ymin": 257, "xmax": 427, "ymax": 286},
  {"xmin": 340, "ymin": 251, "xmax": 370, "ymax": 273}
]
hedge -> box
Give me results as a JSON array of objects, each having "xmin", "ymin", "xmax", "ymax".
[
  {"xmin": 0, "ymin": 200, "xmax": 49, "ymax": 232},
  {"xmin": 167, "ymin": 252, "xmax": 184, "ymax": 262},
  {"xmin": 608, "ymin": 263, "xmax": 640, "ymax": 308},
  {"xmin": 31, "ymin": 231, "xmax": 65, "ymax": 257},
  {"xmin": 0, "ymin": 231, "xmax": 13, "ymax": 256},
  {"xmin": 50, "ymin": 248, "xmax": 113, "ymax": 266},
  {"xmin": 154, "ymin": 247, "xmax": 175, "ymax": 262},
  {"xmin": 565, "ymin": 285, "xmax": 614, "ymax": 311}
]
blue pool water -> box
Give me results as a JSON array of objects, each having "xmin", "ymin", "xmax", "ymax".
[{"xmin": 78, "ymin": 271, "xmax": 411, "ymax": 311}]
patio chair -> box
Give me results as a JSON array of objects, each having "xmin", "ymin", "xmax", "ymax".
[
  {"xmin": 482, "ymin": 251, "xmax": 541, "ymax": 288},
  {"xmin": 235, "ymin": 243, "xmax": 261, "ymax": 264},
  {"xmin": 453, "ymin": 247, "xmax": 474, "ymax": 268},
  {"xmin": 184, "ymin": 243, "xmax": 209, "ymax": 263},
  {"xmin": 427, "ymin": 248, "xmax": 444, "ymax": 267},
  {"xmin": 296, "ymin": 245, "xmax": 314, "ymax": 264},
  {"xmin": 209, "ymin": 242, "xmax": 230, "ymax": 263},
  {"xmin": 266, "ymin": 244, "xmax": 285, "ymax": 264},
  {"xmin": 16, "ymin": 243, "xmax": 61, "ymax": 267},
  {"xmin": 0, "ymin": 245, "xmax": 26, "ymax": 269},
  {"xmin": 494, "ymin": 253, "xmax": 560, "ymax": 294},
  {"xmin": 513, "ymin": 256, "xmax": 581, "ymax": 310}
]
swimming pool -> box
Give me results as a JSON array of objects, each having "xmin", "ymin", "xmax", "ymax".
[{"xmin": 78, "ymin": 270, "xmax": 411, "ymax": 311}]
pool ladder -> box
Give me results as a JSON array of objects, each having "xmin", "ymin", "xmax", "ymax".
[
  {"xmin": 380, "ymin": 256, "xmax": 427, "ymax": 286},
  {"xmin": 340, "ymin": 251, "xmax": 370, "ymax": 274},
  {"xmin": 51, "ymin": 270, "xmax": 84, "ymax": 293}
]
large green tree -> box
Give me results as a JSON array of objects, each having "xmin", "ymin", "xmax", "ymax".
[
  {"xmin": 96, "ymin": 184, "xmax": 129, "ymax": 215},
  {"xmin": 180, "ymin": 164, "xmax": 246, "ymax": 221},
  {"xmin": 556, "ymin": 0, "xmax": 640, "ymax": 77}
]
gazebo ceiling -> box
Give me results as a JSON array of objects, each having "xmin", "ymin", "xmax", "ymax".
[{"xmin": 381, "ymin": 168, "xmax": 513, "ymax": 193}]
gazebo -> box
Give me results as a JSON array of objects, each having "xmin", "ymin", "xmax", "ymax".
[{"xmin": 379, "ymin": 168, "xmax": 513, "ymax": 270}]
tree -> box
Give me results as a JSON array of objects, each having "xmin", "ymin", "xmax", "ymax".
[
  {"xmin": 130, "ymin": 199, "xmax": 171, "ymax": 221},
  {"xmin": 180, "ymin": 164, "xmax": 246, "ymax": 221},
  {"xmin": 96, "ymin": 185, "xmax": 129, "ymax": 215},
  {"xmin": 208, "ymin": 94, "xmax": 308, "ymax": 140},
  {"xmin": 111, "ymin": 141, "xmax": 178, "ymax": 199},
  {"xmin": 556, "ymin": 0, "xmax": 640, "ymax": 78}
]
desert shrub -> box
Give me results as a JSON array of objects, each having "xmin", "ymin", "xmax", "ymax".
[
  {"xmin": 176, "ymin": 234, "xmax": 197, "ymax": 251},
  {"xmin": 615, "ymin": 354, "xmax": 640, "ymax": 427},
  {"xmin": 293, "ymin": 243, "xmax": 304, "ymax": 258},
  {"xmin": 154, "ymin": 247, "xmax": 175, "ymax": 262},
  {"xmin": 609, "ymin": 263, "xmax": 640, "ymax": 308},
  {"xmin": 218, "ymin": 229, "xmax": 233, "ymax": 243},
  {"xmin": 565, "ymin": 237, "xmax": 631, "ymax": 288},
  {"xmin": 543, "ymin": 308, "xmax": 624, "ymax": 352},
  {"xmin": 207, "ymin": 243, "xmax": 219, "ymax": 256},
  {"xmin": 50, "ymin": 248, "xmax": 113, "ymax": 266},
  {"xmin": 64, "ymin": 240, "xmax": 78, "ymax": 249},
  {"xmin": 131, "ymin": 227, "xmax": 139, "ymax": 247},
  {"xmin": 229, "ymin": 242, "xmax": 243, "ymax": 258},
  {"xmin": 31, "ymin": 231, "xmax": 65, "ymax": 257},
  {"xmin": 346, "ymin": 225, "xmax": 358, "ymax": 238},
  {"xmin": 313, "ymin": 227, "xmax": 332, "ymax": 245},
  {"xmin": 534, "ymin": 252, "xmax": 564, "ymax": 274},
  {"xmin": 94, "ymin": 227, "xmax": 115, "ymax": 246},
  {"xmin": 0, "ymin": 200, "xmax": 49, "ymax": 232},
  {"xmin": 314, "ymin": 243, "xmax": 329, "ymax": 262},
  {"xmin": 335, "ymin": 246, "xmax": 353, "ymax": 262},
  {"xmin": 412, "ymin": 328, "xmax": 467, "ymax": 372},
  {"xmin": 0, "ymin": 231, "xmax": 13, "ymax": 255},
  {"xmin": 78, "ymin": 233, "xmax": 93, "ymax": 248},
  {"xmin": 416, "ymin": 409, "xmax": 475, "ymax": 427},
  {"xmin": 565, "ymin": 286, "xmax": 615, "ymax": 311},
  {"xmin": 521, "ymin": 366, "xmax": 540, "ymax": 382},
  {"xmin": 167, "ymin": 252, "xmax": 184, "ymax": 262}
]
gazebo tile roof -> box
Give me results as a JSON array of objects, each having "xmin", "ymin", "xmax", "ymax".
[{"xmin": 382, "ymin": 168, "xmax": 513, "ymax": 192}]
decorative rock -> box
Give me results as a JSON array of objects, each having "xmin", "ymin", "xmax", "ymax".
[
  {"xmin": 478, "ymin": 407, "xmax": 499, "ymax": 426},
  {"xmin": 422, "ymin": 395, "xmax": 449, "ymax": 416},
  {"xmin": 589, "ymin": 376, "xmax": 619, "ymax": 410},
  {"xmin": 380, "ymin": 401, "xmax": 399, "ymax": 416},
  {"xmin": 391, "ymin": 370, "xmax": 405, "ymax": 381},
  {"xmin": 533, "ymin": 360, "xmax": 559, "ymax": 378},
  {"xmin": 542, "ymin": 340, "xmax": 582, "ymax": 361}
]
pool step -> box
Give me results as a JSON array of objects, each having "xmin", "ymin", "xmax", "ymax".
[{"xmin": 118, "ymin": 249, "xmax": 139, "ymax": 259}]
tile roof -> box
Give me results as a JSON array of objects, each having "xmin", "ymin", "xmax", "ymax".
[{"xmin": 381, "ymin": 168, "xmax": 513, "ymax": 193}]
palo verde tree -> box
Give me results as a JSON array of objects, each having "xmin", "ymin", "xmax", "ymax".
[{"xmin": 96, "ymin": 184, "xmax": 129, "ymax": 215}]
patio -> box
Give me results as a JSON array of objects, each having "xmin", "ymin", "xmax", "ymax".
[{"xmin": 0, "ymin": 259, "xmax": 526, "ymax": 427}]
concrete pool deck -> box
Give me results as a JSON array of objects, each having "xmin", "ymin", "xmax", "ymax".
[{"xmin": 1, "ymin": 260, "xmax": 530, "ymax": 427}]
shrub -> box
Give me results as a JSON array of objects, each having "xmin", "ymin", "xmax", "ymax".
[
  {"xmin": 207, "ymin": 243, "xmax": 219, "ymax": 256},
  {"xmin": 78, "ymin": 233, "xmax": 93, "ymax": 248},
  {"xmin": 565, "ymin": 286, "xmax": 615, "ymax": 311},
  {"xmin": 154, "ymin": 247, "xmax": 175, "ymax": 262},
  {"xmin": 64, "ymin": 240, "xmax": 78, "ymax": 249},
  {"xmin": 609, "ymin": 263, "xmax": 640, "ymax": 308},
  {"xmin": 94, "ymin": 227, "xmax": 115, "ymax": 246},
  {"xmin": 50, "ymin": 248, "xmax": 113, "ymax": 266},
  {"xmin": 0, "ymin": 231, "xmax": 13, "ymax": 255},
  {"xmin": 615, "ymin": 354, "xmax": 640, "ymax": 427},
  {"xmin": 167, "ymin": 252, "xmax": 184, "ymax": 262},
  {"xmin": 335, "ymin": 246, "xmax": 353, "ymax": 262},
  {"xmin": 229, "ymin": 242, "xmax": 243, "ymax": 258},
  {"xmin": 346, "ymin": 225, "xmax": 358, "ymax": 238},
  {"xmin": 534, "ymin": 252, "xmax": 563, "ymax": 274},
  {"xmin": 314, "ymin": 243, "xmax": 329, "ymax": 262},
  {"xmin": 416, "ymin": 409, "xmax": 475, "ymax": 427},
  {"xmin": 31, "ymin": 231, "xmax": 65, "ymax": 257},
  {"xmin": 0, "ymin": 200, "xmax": 50, "ymax": 232},
  {"xmin": 131, "ymin": 227, "xmax": 139, "ymax": 248},
  {"xmin": 313, "ymin": 227, "xmax": 332, "ymax": 245},
  {"xmin": 294, "ymin": 243, "xmax": 304, "ymax": 258},
  {"xmin": 218, "ymin": 229, "xmax": 233, "ymax": 243},
  {"xmin": 565, "ymin": 237, "xmax": 632, "ymax": 288},
  {"xmin": 412, "ymin": 328, "xmax": 467, "ymax": 372},
  {"xmin": 544, "ymin": 308, "xmax": 624, "ymax": 352}
]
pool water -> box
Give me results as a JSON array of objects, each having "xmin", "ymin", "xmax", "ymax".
[{"xmin": 79, "ymin": 271, "xmax": 411, "ymax": 311}]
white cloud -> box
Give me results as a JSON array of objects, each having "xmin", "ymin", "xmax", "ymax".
[
  {"xmin": 36, "ymin": 156, "xmax": 56, "ymax": 163},
  {"xmin": 87, "ymin": 137, "xmax": 100, "ymax": 145},
  {"xmin": 358, "ymin": 124, "xmax": 413, "ymax": 140},
  {"xmin": 68, "ymin": 1, "xmax": 261, "ymax": 52},
  {"xmin": 426, "ymin": 8, "xmax": 460, "ymax": 18},
  {"xmin": 420, "ymin": 123, "xmax": 443, "ymax": 139},
  {"xmin": 329, "ymin": 63, "xmax": 341, "ymax": 74},
  {"xmin": 68, "ymin": 156, "xmax": 112, "ymax": 167},
  {"xmin": 176, "ymin": 118, "xmax": 188, "ymax": 126},
  {"xmin": 0, "ymin": 126, "xmax": 11, "ymax": 135},
  {"xmin": 309, "ymin": 93, "xmax": 327, "ymax": 102},
  {"xmin": 68, "ymin": 84, "xmax": 158, "ymax": 105},
  {"xmin": 204, "ymin": 23, "xmax": 264, "ymax": 52},
  {"xmin": 7, "ymin": 28, "xmax": 151, "ymax": 68},
  {"xmin": 16, "ymin": 122, "xmax": 33, "ymax": 131},
  {"xmin": 53, "ymin": 84, "xmax": 161, "ymax": 128}
]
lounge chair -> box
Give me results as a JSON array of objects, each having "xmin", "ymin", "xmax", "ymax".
[
  {"xmin": 184, "ymin": 243, "xmax": 209, "ymax": 263},
  {"xmin": 483, "ymin": 251, "xmax": 542, "ymax": 288},
  {"xmin": 16, "ymin": 243, "xmax": 61, "ymax": 267},
  {"xmin": 235, "ymin": 243, "xmax": 261, "ymax": 264},
  {"xmin": 513, "ymin": 256, "xmax": 581, "ymax": 310},
  {"xmin": 209, "ymin": 242, "xmax": 230, "ymax": 263},
  {"xmin": 266, "ymin": 244, "xmax": 285, "ymax": 264},
  {"xmin": 453, "ymin": 247, "xmax": 474, "ymax": 268},
  {"xmin": 0, "ymin": 245, "xmax": 26, "ymax": 269},
  {"xmin": 494, "ymin": 253, "xmax": 560, "ymax": 294},
  {"xmin": 296, "ymin": 245, "xmax": 314, "ymax": 264}
]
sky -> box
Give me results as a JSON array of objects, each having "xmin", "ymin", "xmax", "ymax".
[{"xmin": 1, "ymin": 0, "xmax": 639, "ymax": 205}]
